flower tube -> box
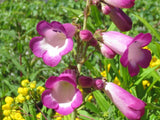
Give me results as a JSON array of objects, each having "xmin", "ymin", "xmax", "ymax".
[
  {"xmin": 102, "ymin": 31, "xmax": 152, "ymax": 76},
  {"xmin": 30, "ymin": 21, "xmax": 75, "ymax": 67},
  {"xmin": 104, "ymin": 82, "xmax": 146, "ymax": 120},
  {"xmin": 42, "ymin": 69, "xmax": 82, "ymax": 115}
]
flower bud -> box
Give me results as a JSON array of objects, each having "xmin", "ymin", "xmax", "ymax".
[
  {"xmin": 89, "ymin": 38, "xmax": 98, "ymax": 46},
  {"xmin": 101, "ymin": 4, "xmax": 111, "ymax": 15},
  {"xmin": 78, "ymin": 76, "xmax": 94, "ymax": 88},
  {"xmin": 93, "ymin": 79, "xmax": 104, "ymax": 90},
  {"xmin": 79, "ymin": 30, "xmax": 93, "ymax": 41}
]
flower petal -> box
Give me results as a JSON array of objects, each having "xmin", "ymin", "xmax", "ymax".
[
  {"xmin": 41, "ymin": 89, "xmax": 59, "ymax": 109},
  {"xmin": 71, "ymin": 90, "xmax": 83, "ymax": 108},
  {"xmin": 109, "ymin": 7, "xmax": 132, "ymax": 32},
  {"xmin": 51, "ymin": 21, "xmax": 66, "ymax": 34},
  {"xmin": 45, "ymin": 76, "xmax": 58, "ymax": 89},
  {"xmin": 42, "ymin": 49, "xmax": 62, "ymax": 67},
  {"xmin": 63, "ymin": 23, "xmax": 76, "ymax": 38},
  {"xmin": 128, "ymin": 62, "xmax": 140, "ymax": 77},
  {"xmin": 132, "ymin": 33, "xmax": 152, "ymax": 47},
  {"xmin": 104, "ymin": 0, "xmax": 135, "ymax": 8},
  {"xmin": 120, "ymin": 50, "xmax": 129, "ymax": 67},
  {"xmin": 102, "ymin": 31, "xmax": 133, "ymax": 55},
  {"xmin": 55, "ymin": 103, "xmax": 74, "ymax": 115},
  {"xmin": 138, "ymin": 49, "xmax": 152, "ymax": 68},
  {"xmin": 36, "ymin": 21, "xmax": 52, "ymax": 36},
  {"xmin": 29, "ymin": 36, "xmax": 46, "ymax": 57}
]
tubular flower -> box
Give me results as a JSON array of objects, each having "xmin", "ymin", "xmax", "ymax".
[
  {"xmin": 103, "ymin": 0, "xmax": 135, "ymax": 8},
  {"xmin": 30, "ymin": 21, "xmax": 75, "ymax": 67},
  {"xmin": 109, "ymin": 7, "xmax": 132, "ymax": 31},
  {"xmin": 42, "ymin": 69, "xmax": 83, "ymax": 115},
  {"xmin": 104, "ymin": 82, "xmax": 146, "ymax": 120},
  {"xmin": 102, "ymin": 31, "xmax": 152, "ymax": 76}
]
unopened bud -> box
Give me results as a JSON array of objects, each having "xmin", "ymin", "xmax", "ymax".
[
  {"xmin": 79, "ymin": 30, "xmax": 93, "ymax": 41},
  {"xmin": 93, "ymin": 79, "xmax": 104, "ymax": 90},
  {"xmin": 78, "ymin": 76, "xmax": 94, "ymax": 88}
]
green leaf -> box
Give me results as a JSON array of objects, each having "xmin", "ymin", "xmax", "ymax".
[
  {"xmin": 93, "ymin": 90, "xmax": 110, "ymax": 112},
  {"xmin": 4, "ymin": 80, "xmax": 17, "ymax": 96},
  {"xmin": 78, "ymin": 110, "xmax": 97, "ymax": 120},
  {"xmin": 133, "ymin": 14, "xmax": 160, "ymax": 41},
  {"xmin": 29, "ymin": 104, "xmax": 37, "ymax": 120},
  {"xmin": 85, "ymin": 102, "xmax": 100, "ymax": 114}
]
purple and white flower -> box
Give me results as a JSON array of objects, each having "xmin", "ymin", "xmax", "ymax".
[
  {"xmin": 30, "ymin": 21, "xmax": 75, "ymax": 67},
  {"xmin": 104, "ymin": 82, "xmax": 146, "ymax": 120},
  {"xmin": 42, "ymin": 69, "xmax": 82, "ymax": 115},
  {"xmin": 102, "ymin": 31, "xmax": 152, "ymax": 76}
]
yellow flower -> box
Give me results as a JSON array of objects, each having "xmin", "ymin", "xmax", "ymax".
[
  {"xmin": 56, "ymin": 117, "xmax": 63, "ymax": 120},
  {"xmin": 113, "ymin": 76, "xmax": 120, "ymax": 86},
  {"xmin": 87, "ymin": 95, "xmax": 93, "ymax": 102},
  {"xmin": 37, "ymin": 86, "xmax": 45, "ymax": 94},
  {"xmin": 150, "ymin": 56, "xmax": 160, "ymax": 68},
  {"xmin": 30, "ymin": 81, "xmax": 36, "ymax": 89},
  {"xmin": 2, "ymin": 104, "xmax": 11, "ymax": 110},
  {"xmin": 76, "ymin": 118, "xmax": 82, "ymax": 120},
  {"xmin": 26, "ymin": 95, "xmax": 30, "ymax": 100},
  {"xmin": 142, "ymin": 80, "xmax": 150, "ymax": 89},
  {"xmin": 16, "ymin": 94, "xmax": 25, "ymax": 103},
  {"xmin": 36, "ymin": 112, "xmax": 42, "ymax": 119},
  {"xmin": 5, "ymin": 96, "xmax": 14, "ymax": 104},
  {"xmin": 3, "ymin": 116, "xmax": 11, "ymax": 120},
  {"xmin": 21, "ymin": 79, "xmax": 29, "ymax": 87},
  {"xmin": 101, "ymin": 71, "xmax": 106, "ymax": 77},
  {"xmin": 14, "ymin": 112, "xmax": 23, "ymax": 119},
  {"xmin": 107, "ymin": 64, "xmax": 111, "ymax": 72},
  {"xmin": 78, "ymin": 86, "xmax": 83, "ymax": 94},
  {"xmin": 18, "ymin": 87, "xmax": 29, "ymax": 96},
  {"xmin": 3, "ymin": 110, "xmax": 11, "ymax": 116}
]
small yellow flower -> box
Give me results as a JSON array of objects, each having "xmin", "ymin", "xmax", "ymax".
[
  {"xmin": 76, "ymin": 118, "xmax": 82, "ymax": 120},
  {"xmin": 101, "ymin": 71, "xmax": 106, "ymax": 77},
  {"xmin": 78, "ymin": 86, "xmax": 83, "ymax": 94},
  {"xmin": 142, "ymin": 80, "xmax": 150, "ymax": 89},
  {"xmin": 2, "ymin": 104, "xmax": 11, "ymax": 110},
  {"xmin": 37, "ymin": 86, "xmax": 45, "ymax": 94},
  {"xmin": 21, "ymin": 79, "xmax": 29, "ymax": 87},
  {"xmin": 87, "ymin": 95, "xmax": 93, "ymax": 102},
  {"xmin": 14, "ymin": 112, "xmax": 23, "ymax": 119},
  {"xmin": 5, "ymin": 96, "xmax": 14, "ymax": 104},
  {"xmin": 36, "ymin": 112, "xmax": 42, "ymax": 119},
  {"xmin": 30, "ymin": 81, "xmax": 36, "ymax": 89},
  {"xmin": 150, "ymin": 56, "xmax": 160, "ymax": 68},
  {"xmin": 3, "ymin": 110, "xmax": 11, "ymax": 116},
  {"xmin": 113, "ymin": 76, "xmax": 120, "ymax": 86},
  {"xmin": 16, "ymin": 94, "xmax": 25, "ymax": 103},
  {"xmin": 107, "ymin": 64, "xmax": 111, "ymax": 72},
  {"xmin": 3, "ymin": 116, "xmax": 11, "ymax": 120},
  {"xmin": 26, "ymin": 95, "xmax": 30, "ymax": 100},
  {"xmin": 18, "ymin": 87, "xmax": 29, "ymax": 96},
  {"xmin": 56, "ymin": 117, "xmax": 62, "ymax": 120}
]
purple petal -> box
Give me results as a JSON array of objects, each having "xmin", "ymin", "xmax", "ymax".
[
  {"xmin": 128, "ymin": 62, "xmax": 140, "ymax": 77},
  {"xmin": 45, "ymin": 76, "xmax": 58, "ymax": 89},
  {"xmin": 55, "ymin": 103, "xmax": 74, "ymax": 115},
  {"xmin": 36, "ymin": 21, "xmax": 52, "ymax": 36},
  {"xmin": 109, "ymin": 7, "xmax": 132, "ymax": 32},
  {"xmin": 59, "ymin": 38, "xmax": 74, "ymax": 56},
  {"xmin": 104, "ymin": 0, "xmax": 135, "ymax": 8},
  {"xmin": 132, "ymin": 33, "xmax": 152, "ymax": 47},
  {"xmin": 138, "ymin": 49, "xmax": 152, "ymax": 68},
  {"xmin": 100, "ymin": 43, "xmax": 116, "ymax": 58},
  {"xmin": 63, "ymin": 23, "xmax": 76, "ymax": 38},
  {"xmin": 71, "ymin": 90, "xmax": 83, "ymax": 108},
  {"xmin": 50, "ymin": 21, "xmax": 66, "ymax": 34},
  {"xmin": 102, "ymin": 31, "xmax": 133, "ymax": 55},
  {"xmin": 120, "ymin": 50, "xmax": 129, "ymax": 67},
  {"xmin": 29, "ymin": 36, "xmax": 46, "ymax": 57},
  {"xmin": 41, "ymin": 89, "xmax": 59, "ymax": 109},
  {"xmin": 42, "ymin": 50, "xmax": 62, "ymax": 67}
]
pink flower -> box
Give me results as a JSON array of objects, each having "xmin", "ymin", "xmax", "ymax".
[
  {"xmin": 102, "ymin": 31, "xmax": 152, "ymax": 76},
  {"xmin": 104, "ymin": 0, "xmax": 135, "ymax": 8},
  {"xmin": 78, "ymin": 76, "xmax": 94, "ymax": 88},
  {"xmin": 104, "ymin": 82, "xmax": 146, "ymax": 120},
  {"xmin": 29, "ymin": 21, "xmax": 75, "ymax": 67},
  {"xmin": 109, "ymin": 7, "xmax": 132, "ymax": 31},
  {"xmin": 79, "ymin": 30, "xmax": 93, "ymax": 41},
  {"xmin": 41, "ymin": 69, "xmax": 82, "ymax": 115}
]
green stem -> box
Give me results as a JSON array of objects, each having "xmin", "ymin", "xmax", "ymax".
[
  {"xmin": 83, "ymin": 0, "xmax": 90, "ymax": 30},
  {"xmin": 71, "ymin": 110, "xmax": 76, "ymax": 120}
]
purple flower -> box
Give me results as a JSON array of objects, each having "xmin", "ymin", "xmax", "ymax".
[
  {"xmin": 78, "ymin": 76, "xmax": 94, "ymax": 88},
  {"xmin": 79, "ymin": 30, "xmax": 93, "ymax": 41},
  {"xmin": 109, "ymin": 7, "xmax": 132, "ymax": 31},
  {"xmin": 104, "ymin": 82, "xmax": 146, "ymax": 120},
  {"xmin": 41, "ymin": 69, "xmax": 82, "ymax": 115},
  {"xmin": 102, "ymin": 31, "xmax": 152, "ymax": 76},
  {"xmin": 29, "ymin": 21, "xmax": 75, "ymax": 67},
  {"xmin": 104, "ymin": 0, "xmax": 135, "ymax": 8}
]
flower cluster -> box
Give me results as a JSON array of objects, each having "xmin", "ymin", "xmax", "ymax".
[{"xmin": 28, "ymin": 0, "xmax": 153, "ymax": 119}]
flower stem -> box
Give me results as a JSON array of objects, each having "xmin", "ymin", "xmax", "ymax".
[
  {"xmin": 83, "ymin": 0, "xmax": 90, "ymax": 30},
  {"xmin": 71, "ymin": 110, "xmax": 76, "ymax": 120}
]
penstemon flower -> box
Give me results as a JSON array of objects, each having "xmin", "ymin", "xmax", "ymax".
[
  {"xmin": 102, "ymin": 31, "xmax": 152, "ymax": 76},
  {"xmin": 104, "ymin": 82, "xmax": 146, "ymax": 120},
  {"xmin": 30, "ymin": 21, "xmax": 75, "ymax": 67},
  {"xmin": 41, "ymin": 69, "xmax": 82, "ymax": 115}
]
